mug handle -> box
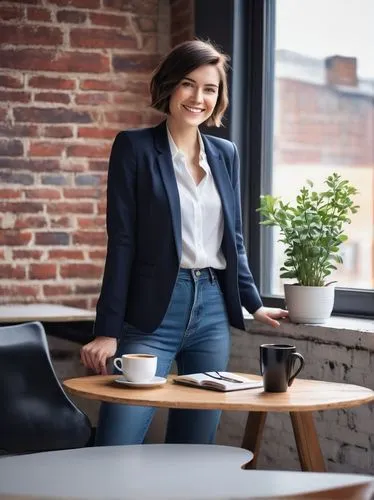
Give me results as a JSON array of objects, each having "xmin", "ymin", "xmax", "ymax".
[
  {"xmin": 288, "ymin": 353, "xmax": 304, "ymax": 387},
  {"xmin": 113, "ymin": 357, "xmax": 123, "ymax": 372}
]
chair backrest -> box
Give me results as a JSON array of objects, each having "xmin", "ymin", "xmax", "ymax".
[{"xmin": 0, "ymin": 321, "xmax": 91, "ymax": 453}]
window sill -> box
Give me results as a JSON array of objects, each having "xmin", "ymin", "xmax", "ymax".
[{"xmin": 242, "ymin": 309, "xmax": 374, "ymax": 349}]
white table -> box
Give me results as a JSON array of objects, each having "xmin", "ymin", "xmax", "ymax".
[{"xmin": 0, "ymin": 445, "xmax": 373, "ymax": 499}]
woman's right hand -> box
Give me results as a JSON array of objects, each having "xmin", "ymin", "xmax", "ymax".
[{"xmin": 80, "ymin": 336, "xmax": 117, "ymax": 375}]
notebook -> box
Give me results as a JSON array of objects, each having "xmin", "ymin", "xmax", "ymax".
[{"xmin": 173, "ymin": 371, "xmax": 263, "ymax": 392}]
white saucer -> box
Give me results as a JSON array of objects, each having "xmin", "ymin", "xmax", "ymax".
[{"xmin": 114, "ymin": 376, "xmax": 167, "ymax": 388}]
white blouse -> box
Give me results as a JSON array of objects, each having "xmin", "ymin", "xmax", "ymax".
[{"xmin": 167, "ymin": 127, "xmax": 226, "ymax": 270}]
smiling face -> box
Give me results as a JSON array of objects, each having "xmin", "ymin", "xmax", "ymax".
[{"xmin": 168, "ymin": 64, "xmax": 220, "ymax": 128}]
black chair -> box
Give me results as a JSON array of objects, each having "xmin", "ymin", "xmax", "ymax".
[{"xmin": 0, "ymin": 321, "xmax": 92, "ymax": 454}]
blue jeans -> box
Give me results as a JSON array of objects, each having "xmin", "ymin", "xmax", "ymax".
[{"xmin": 95, "ymin": 267, "xmax": 231, "ymax": 446}]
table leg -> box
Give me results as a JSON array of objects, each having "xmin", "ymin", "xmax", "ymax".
[
  {"xmin": 241, "ymin": 411, "xmax": 267, "ymax": 469},
  {"xmin": 290, "ymin": 411, "xmax": 326, "ymax": 472}
]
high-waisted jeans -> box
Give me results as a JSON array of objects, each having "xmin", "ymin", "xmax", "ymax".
[{"xmin": 95, "ymin": 267, "xmax": 231, "ymax": 446}]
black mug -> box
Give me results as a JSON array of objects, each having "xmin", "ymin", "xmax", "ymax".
[{"xmin": 260, "ymin": 344, "xmax": 305, "ymax": 393}]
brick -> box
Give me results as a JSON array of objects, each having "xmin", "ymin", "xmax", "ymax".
[
  {"xmin": 0, "ymin": 108, "xmax": 7, "ymax": 121},
  {"xmin": 0, "ymin": 90, "xmax": 31, "ymax": 103},
  {"xmin": 0, "ymin": 5, "xmax": 24, "ymax": 21},
  {"xmin": 0, "ymin": 124, "xmax": 38, "ymax": 138},
  {"xmin": 0, "ymin": 74, "xmax": 23, "ymax": 88},
  {"xmin": 97, "ymin": 200, "xmax": 106, "ymax": 215},
  {"xmin": 104, "ymin": 110, "xmax": 142, "ymax": 125},
  {"xmin": 61, "ymin": 298, "xmax": 90, "ymax": 309},
  {"xmin": 0, "ymin": 189, "xmax": 21, "ymax": 199},
  {"xmin": 12, "ymin": 249, "xmax": 43, "ymax": 260},
  {"xmin": 0, "ymin": 171, "xmax": 34, "ymax": 185},
  {"xmin": 13, "ymin": 107, "xmax": 92, "ymax": 124},
  {"xmin": 103, "ymin": 0, "xmax": 158, "ymax": 15},
  {"xmin": 0, "ymin": 201, "xmax": 43, "ymax": 213},
  {"xmin": 0, "ymin": 158, "xmax": 60, "ymax": 172},
  {"xmin": 0, "ymin": 26, "xmax": 63, "ymax": 47},
  {"xmin": 78, "ymin": 127, "xmax": 118, "ymax": 140},
  {"xmin": 41, "ymin": 174, "xmax": 68, "ymax": 186},
  {"xmin": 352, "ymin": 349, "xmax": 371, "ymax": 367},
  {"xmin": 66, "ymin": 144, "xmax": 111, "ymax": 158},
  {"xmin": 0, "ymin": 264, "xmax": 25, "ymax": 279},
  {"xmin": 48, "ymin": 0, "xmax": 100, "ymax": 8},
  {"xmin": 15, "ymin": 215, "xmax": 47, "ymax": 229},
  {"xmin": 35, "ymin": 232, "xmax": 70, "ymax": 246},
  {"xmin": 75, "ymin": 93, "xmax": 109, "ymax": 105},
  {"xmin": 59, "ymin": 162, "xmax": 86, "ymax": 172},
  {"xmin": 5, "ymin": 0, "xmax": 39, "ymax": 4},
  {"xmin": 0, "ymin": 49, "xmax": 110, "ymax": 73},
  {"xmin": 43, "ymin": 126, "xmax": 73, "ymax": 138},
  {"xmin": 77, "ymin": 216, "xmax": 105, "ymax": 229},
  {"xmin": 75, "ymin": 174, "xmax": 102, "ymax": 186},
  {"xmin": 48, "ymin": 249, "xmax": 84, "ymax": 260},
  {"xmin": 27, "ymin": 7, "xmax": 52, "ymax": 22},
  {"xmin": 56, "ymin": 10, "xmax": 86, "ymax": 23},
  {"xmin": 80, "ymin": 78, "xmax": 126, "ymax": 91},
  {"xmin": 113, "ymin": 54, "xmax": 160, "ymax": 73},
  {"xmin": 47, "ymin": 202, "xmax": 94, "ymax": 214},
  {"xmin": 0, "ymin": 285, "xmax": 39, "ymax": 301},
  {"xmin": 113, "ymin": 93, "xmax": 150, "ymax": 107},
  {"xmin": 29, "ymin": 263, "xmax": 57, "ymax": 279},
  {"xmin": 89, "ymin": 249, "xmax": 106, "ymax": 259},
  {"xmin": 34, "ymin": 92, "xmax": 71, "ymax": 105},
  {"xmin": 88, "ymin": 160, "xmax": 108, "ymax": 172},
  {"xmin": 60, "ymin": 263, "xmax": 103, "ymax": 279},
  {"xmin": 0, "ymin": 140, "xmax": 23, "ymax": 156},
  {"xmin": 63, "ymin": 188, "xmax": 100, "ymax": 199},
  {"xmin": 70, "ymin": 28, "xmax": 137, "ymax": 50},
  {"xmin": 43, "ymin": 284, "xmax": 73, "ymax": 296},
  {"xmin": 50, "ymin": 216, "xmax": 71, "ymax": 230},
  {"xmin": 89, "ymin": 12, "xmax": 129, "ymax": 28},
  {"xmin": 29, "ymin": 142, "xmax": 65, "ymax": 157},
  {"xmin": 76, "ymin": 283, "xmax": 101, "ymax": 294},
  {"xmin": 89, "ymin": 296, "xmax": 98, "ymax": 309},
  {"xmin": 25, "ymin": 188, "xmax": 61, "ymax": 200},
  {"xmin": 73, "ymin": 231, "xmax": 106, "ymax": 245},
  {"xmin": 308, "ymin": 343, "xmax": 353, "ymax": 365},
  {"xmin": 0, "ymin": 230, "xmax": 32, "ymax": 245},
  {"xmin": 28, "ymin": 76, "xmax": 76, "ymax": 90}
]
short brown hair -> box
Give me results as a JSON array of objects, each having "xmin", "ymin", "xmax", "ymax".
[{"xmin": 150, "ymin": 39, "xmax": 230, "ymax": 127}]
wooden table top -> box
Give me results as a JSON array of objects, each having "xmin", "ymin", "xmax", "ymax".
[
  {"xmin": 0, "ymin": 304, "xmax": 95, "ymax": 323},
  {"xmin": 63, "ymin": 374, "xmax": 374, "ymax": 412}
]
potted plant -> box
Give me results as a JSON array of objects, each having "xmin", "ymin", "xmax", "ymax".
[{"xmin": 257, "ymin": 173, "xmax": 359, "ymax": 323}]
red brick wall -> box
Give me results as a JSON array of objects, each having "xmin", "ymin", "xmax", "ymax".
[
  {"xmin": 170, "ymin": 0, "xmax": 194, "ymax": 47},
  {"xmin": 276, "ymin": 78, "xmax": 373, "ymax": 166},
  {"xmin": 0, "ymin": 0, "xmax": 194, "ymax": 309}
]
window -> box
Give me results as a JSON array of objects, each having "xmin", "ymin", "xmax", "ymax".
[
  {"xmin": 268, "ymin": 0, "xmax": 374, "ymax": 296},
  {"xmin": 258, "ymin": 0, "xmax": 374, "ymax": 316}
]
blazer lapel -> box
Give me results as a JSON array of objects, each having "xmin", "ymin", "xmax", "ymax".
[
  {"xmin": 202, "ymin": 135, "xmax": 235, "ymax": 238},
  {"xmin": 153, "ymin": 121, "xmax": 182, "ymax": 261}
]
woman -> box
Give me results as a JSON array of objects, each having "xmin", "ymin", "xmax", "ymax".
[{"xmin": 81, "ymin": 39, "xmax": 288, "ymax": 445}]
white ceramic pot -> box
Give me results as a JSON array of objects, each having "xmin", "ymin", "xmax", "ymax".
[{"xmin": 284, "ymin": 283, "xmax": 335, "ymax": 324}]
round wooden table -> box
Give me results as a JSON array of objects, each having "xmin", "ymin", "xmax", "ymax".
[{"xmin": 64, "ymin": 374, "xmax": 374, "ymax": 472}]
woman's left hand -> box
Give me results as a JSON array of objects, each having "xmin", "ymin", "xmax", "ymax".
[{"xmin": 252, "ymin": 306, "xmax": 288, "ymax": 328}]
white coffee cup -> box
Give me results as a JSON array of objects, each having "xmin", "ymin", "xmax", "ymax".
[{"xmin": 113, "ymin": 354, "xmax": 157, "ymax": 383}]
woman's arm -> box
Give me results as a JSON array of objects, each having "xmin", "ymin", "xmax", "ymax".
[
  {"xmin": 81, "ymin": 132, "xmax": 137, "ymax": 374},
  {"xmin": 94, "ymin": 131, "xmax": 137, "ymax": 339}
]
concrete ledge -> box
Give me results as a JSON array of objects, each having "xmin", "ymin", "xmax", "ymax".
[{"xmin": 244, "ymin": 314, "xmax": 374, "ymax": 350}]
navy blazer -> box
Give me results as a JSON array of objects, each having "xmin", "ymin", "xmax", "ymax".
[{"xmin": 94, "ymin": 121, "xmax": 262, "ymax": 338}]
